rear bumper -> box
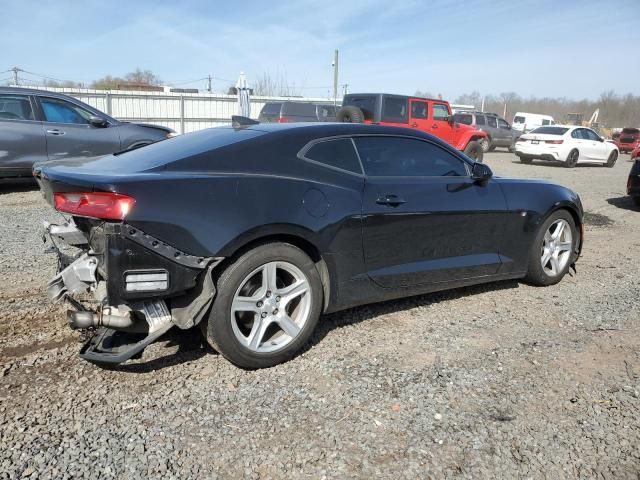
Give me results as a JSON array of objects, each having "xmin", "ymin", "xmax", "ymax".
[
  {"xmin": 515, "ymin": 145, "xmax": 564, "ymax": 162},
  {"xmin": 617, "ymin": 142, "xmax": 640, "ymax": 152},
  {"xmin": 44, "ymin": 219, "xmax": 222, "ymax": 364}
]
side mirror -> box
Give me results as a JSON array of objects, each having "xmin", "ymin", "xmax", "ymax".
[
  {"xmin": 442, "ymin": 115, "xmax": 454, "ymax": 125},
  {"xmin": 472, "ymin": 162, "xmax": 493, "ymax": 184},
  {"xmin": 89, "ymin": 115, "xmax": 107, "ymax": 128}
]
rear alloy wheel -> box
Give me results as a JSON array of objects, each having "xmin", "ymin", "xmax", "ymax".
[
  {"xmin": 463, "ymin": 140, "xmax": 484, "ymax": 163},
  {"xmin": 520, "ymin": 155, "xmax": 532, "ymax": 164},
  {"xmin": 479, "ymin": 137, "xmax": 491, "ymax": 153},
  {"xmin": 565, "ymin": 149, "xmax": 579, "ymax": 168},
  {"xmin": 203, "ymin": 242, "xmax": 322, "ymax": 369},
  {"xmin": 605, "ymin": 150, "xmax": 618, "ymax": 168},
  {"xmin": 524, "ymin": 210, "xmax": 576, "ymax": 286}
]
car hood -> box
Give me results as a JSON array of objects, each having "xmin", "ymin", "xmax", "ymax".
[{"xmin": 125, "ymin": 122, "xmax": 175, "ymax": 134}]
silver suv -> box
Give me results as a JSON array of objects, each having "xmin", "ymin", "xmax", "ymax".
[
  {"xmin": 453, "ymin": 111, "xmax": 520, "ymax": 152},
  {"xmin": 0, "ymin": 87, "xmax": 173, "ymax": 178}
]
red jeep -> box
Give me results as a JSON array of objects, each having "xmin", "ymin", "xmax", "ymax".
[
  {"xmin": 337, "ymin": 93, "xmax": 488, "ymax": 161},
  {"xmin": 616, "ymin": 127, "xmax": 640, "ymax": 153}
]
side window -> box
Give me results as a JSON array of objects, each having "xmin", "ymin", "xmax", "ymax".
[
  {"xmin": 410, "ymin": 101, "xmax": 428, "ymax": 119},
  {"xmin": 475, "ymin": 115, "xmax": 486, "ymax": 126},
  {"xmin": 453, "ymin": 113, "xmax": 472, "ymax": 125},
  {"xmin": 487, "ymin": 116, "xmax": 497, "ymax": 128},
  {"xmin": 514, "ymin": 116, "xmax": 525, "ymax": 124},
  {"xmin": 432, "ymin": 104, "xmax": 449, "ymax": 120},
  {"xmin": 585, "ymin": 129, "xmax": 600, "ymax": 141},
  {"xmin": 354, "ymin": 136, "xmax": 467, "ymax": 177},
  {"xmin": 302, "ymin": 138, "xmax": 362, "ymax": 174},
  {"xmin": 541, "ymin": 119, "xmax": 551, "ymax": 126},
  {"xmin": 40, "ymin": 98, "xmax": 91, "ymax": 124},
  {"xmin": 0, "ymin": 94, "xmax": 34, "ymax": 120},
  {"xmin": 381, "ymin": 97, "xmax": 408, "ymax": 123},
  {"xmin": 497, "ymin": 118, "xmax": 509, "ymax": 129},
  {"xmin": 571, "ymin": 129, "xmax": 581, "ymax": 139}
]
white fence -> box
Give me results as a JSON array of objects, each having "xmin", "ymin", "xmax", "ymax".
[{"xmin": 36, "ymin": 87, "xmax": 337, "ymax": 134}]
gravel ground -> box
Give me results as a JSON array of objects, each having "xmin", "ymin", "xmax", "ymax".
[{"xmin": 0, "ymin": 152, "xmax": 639, "ymax": 479}]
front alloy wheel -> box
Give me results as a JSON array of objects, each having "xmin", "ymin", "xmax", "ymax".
[{"xmin": 540, "ymin": 219, "xmax": 573, "ymax": 277}]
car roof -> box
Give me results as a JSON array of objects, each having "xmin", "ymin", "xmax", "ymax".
[
  {"xmin": 241, "ymin": 121, "xmax": 431, "ymax": 137},
  {"xmin": 0, "ymin": 86, "xmax": 72, "ymax": 97}
]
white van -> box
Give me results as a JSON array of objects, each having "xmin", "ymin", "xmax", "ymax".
[{"xmin": 512, "ymin": 112, "xmax": 555, "ymax": 133}]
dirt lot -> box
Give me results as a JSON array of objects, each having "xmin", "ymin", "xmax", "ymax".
[{"xmin": 1, "ymin": 152, "xmax": 639, "ymax": 479}]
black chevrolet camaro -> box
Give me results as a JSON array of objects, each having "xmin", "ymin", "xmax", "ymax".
[{"xmin": 34, "ymin": 122, "xmax": 583, "ymax": 368}]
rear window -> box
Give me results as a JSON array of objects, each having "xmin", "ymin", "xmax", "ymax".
[
  {"xmin": 261, "ymin": 103, "xmax": 282, "ymax": 115},
  {"xmin": 514, "ymin": 116, "xmax": 525, "ymax": 123},
  {"xmin": 453, "ymin": 113, "xmax": 472, "ymax": 125},
  {"xmin": 530, "ymin": 126, "xmax": 569, "ymax": 135},
  {"xmin": 0, "ymin": 94, "xmax": 34, "ymax": 120},
  {"xmin": 98, "ymin": 127, "xmax": 266, "ymax": 171},
  {"xmin": 622, "ymin": 128, "xmax": 640, "ymax": 135},
  {"xmin": 342, "ymin": 95, "xmax": 377, "ymax": 120},
  {"xmin": 381, "ymin": 96, "xmax": 408, "ymax": 123},
  {"xmin": 302, "ymin": 138, "xmax": 362, "ymax": 174},
  {"xmin": 282, "ymin": 102, "xmax": 316, "ymax": 116},
  {"xmin": 316, "ymin": 105, "xmax": 337, "ymax": 119}
]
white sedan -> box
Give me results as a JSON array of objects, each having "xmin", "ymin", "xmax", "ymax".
[{"xmin": 514, "ymin": 125, "xmax": 619, "ymax": 167}]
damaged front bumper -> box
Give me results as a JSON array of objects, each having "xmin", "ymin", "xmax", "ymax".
[{"xmin": 44, "ymin": 218, "xmax": 221, "ymax": 365}]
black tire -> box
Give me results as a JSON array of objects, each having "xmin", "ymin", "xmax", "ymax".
[
  {"xmin": 336, "ymin": 106, "xmax": 364, "ymax": 123},
  {"xmin": 488, "ymin": 145, "xmax": 496, "ymax": 152},
  {"xmin": 463, "ymin": 140, "xmax": 484, "ymax": 162},
  {"xmin": 565, "ymin": 149, "xmax": 579, "ymax": 168},
  {"xmin": 524, "ymin": 210, "xmax": 577, "ymax": 287},
  {"xmin": 634, "ymin": 196, "xmax": 640, "ymax": 207},
  {"xmin": 479, "ymin": 137, "xmax": 491, "ymax": 153},
  {"xmin": 202, "ymin": 242, "xmax": 323, "ymax": 369},
  {"xmin": 605, "ymin": 150, "xmax": 618, "ymax": 168},
  {"xmin": 520, "ymin": 155, "xmax": 532, "ymax": 164},
  {"xmin": 508, "ymin": 145, "xmax": 515, "ymax": 153}
]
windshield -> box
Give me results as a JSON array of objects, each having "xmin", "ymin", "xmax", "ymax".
[{"xmin": 530, "ymin": 126, "xmax": 569, "ymax": 135}]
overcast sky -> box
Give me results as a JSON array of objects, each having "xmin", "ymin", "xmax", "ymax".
[{"xmin": 3, "ymin": 0, "xmax": 639, "ymax": 100}]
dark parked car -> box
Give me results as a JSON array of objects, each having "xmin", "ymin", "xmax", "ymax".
[
  {"xmin": 0, "ymin": 87, "xmax": 173, "ymax": 178},
  {"xmin": 35, "ymin": 123, "xmax": 583, "ymax": 369},
  {"xmin": 452, "ymin": 111, "xmax": 520, "ymax": 152},
  {"xmin": 258, "ymin": 101, "xmax": 337, "ymax": 123},
  {"xmin": 628, "ymin": 157, "xmax": 640, "ymax": 207}
]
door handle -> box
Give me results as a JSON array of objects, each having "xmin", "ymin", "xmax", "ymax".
[
  {"xmin": 431, "ymin": 124, "xmax": 438, "ymax": 129},
  {"xmin": 411, "ymin": 122, "xmax": 418, "ymax": 127},
  {"xmin": 376, "ymin": 194, "xmax": 406, "ymax": 207},
  {"xmin": 46, "ymin": 129, "xmax": 65, "ymax": 136}
]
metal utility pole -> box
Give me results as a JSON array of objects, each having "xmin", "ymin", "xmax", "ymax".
[
  {"xmin": 207, "ymin": 75, "xmax": 212, "ymax": 93},
  {"xmin": 333, "ymin": 49, "xmax": 339, "ymax": 107},
  {"xmin": 12, "ymin": 66, "xmax": 19, "ymax": 86},
  {"xmin": 342, "ymin": 83, "xmax": 349, "ymax": 97}
]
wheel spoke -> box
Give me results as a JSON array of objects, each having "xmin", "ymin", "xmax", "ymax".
[
  {"xmin": 557, "ymin": 241, "xmax": 572, "ymax": 252},
  {"xmin": 232, "ymin": 296, "xmax": 260, "ymax": 313},
  {"xmin": 278, "ymin": 280, "xmax": 309, "ymax": 307},
  {"xmin": 544, "ymin": 230, "xmax": 552, "ymax": 243},
  {"xmin": 541, "ymin": 248, "xmax": 552, "ymax": 268},
  {"xmin": 247, "ymin": 317, "xmax": 271, "ymax": 350},
  {"xmin": 549, "ymin": 253, "xmax": 560, "ymax": 275},
  {"xmin": 276, "ymin": 314, "xmax": 301, "ymax": 338},
  {"xmin": 551, "ymin": 221, "xmax": 565, "ymax": 240},
  {"xmin": 263, "ymin": 262, "xmax": 278, "ymax": 292}
]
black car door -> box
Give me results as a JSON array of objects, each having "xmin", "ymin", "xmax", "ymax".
[
  {"xmin": 36, "ymin": 96, "xmax": 120, "ymax": 160},
  {"xmin": 355, "ymin": 135, "xmax": 508, "ymax": 288},
  {"xmin": 0, "ymin": 93, "xmax": 46, "ymax": 176}
]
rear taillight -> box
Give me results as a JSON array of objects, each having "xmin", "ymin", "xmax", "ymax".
[
  {"xmin": 278, "ymin": 116, "xmax": 290, "ymax": 123},
  {"xmin": 545, "ymin": 140, "xmax": 564, "ymax": 144},
  {"xmin": 53, "ymin": 192, "xmax": 135, "ymax": 220}
]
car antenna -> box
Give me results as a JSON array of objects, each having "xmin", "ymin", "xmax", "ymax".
[{"xmin": 231, "ymin": 115, "xmax": 259, "ymax": 128}]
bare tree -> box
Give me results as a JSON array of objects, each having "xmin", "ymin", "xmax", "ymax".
[
  {"xmin": 252, "ymin": 72, "xmax": 298, "ymax": 97},
  {"xmin": 91, "ymin": 69, "xmax": 162, "ymax": 90}
]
